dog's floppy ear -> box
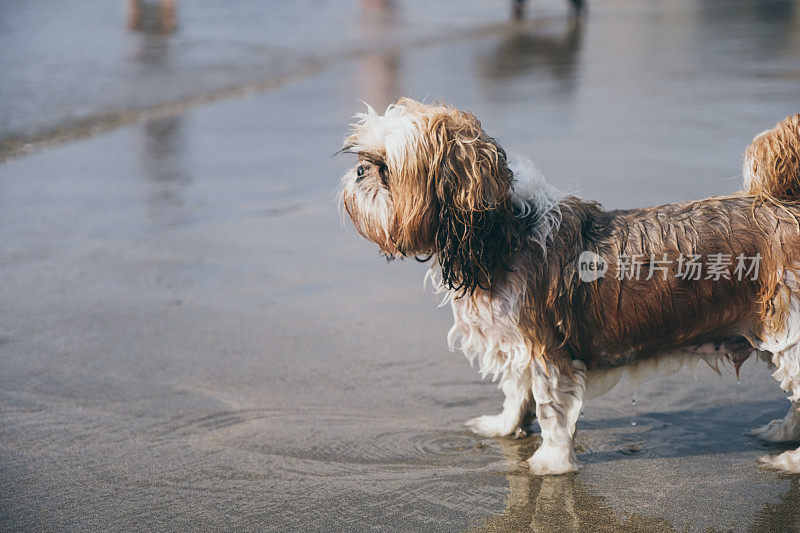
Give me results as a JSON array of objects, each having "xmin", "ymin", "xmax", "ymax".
[{"xmin": 427, "ymin": 110, "xmax": 522, "ymax": 295}]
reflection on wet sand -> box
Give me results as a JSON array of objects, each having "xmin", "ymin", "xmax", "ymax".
[
  {"xmin": 358, "ymin": 0, "xmax": 402, "ymax": 110},
  {"xmin": 472, "ymin": 438, "xmax": 676, "ymax": 532},
  {"xmin": 139, "ymin": 115, "xmax": 191, "ymax": 228},
  {"xmin": 477, "ymin": 19, "xmax": 583, "ymax": 93},
  {"xmin": 127, "ymin": 1, "xmax": 191, "ymax": 227},
  {"xmin": 471, "ymin": 408, "xmax": 800, "ymax": 532},
  {"xmin": 693, "ymin": 0, "xmax": 800, "ymax": 70}
]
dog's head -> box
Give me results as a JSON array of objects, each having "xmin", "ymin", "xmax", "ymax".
[{"xmin": 340, "ymin": 98, "xmax": 523, "ymax": 295}]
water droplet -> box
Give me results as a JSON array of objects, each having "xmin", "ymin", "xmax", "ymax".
[
  {"xmin": 631, "ymin": 419, "xmax": 637, "ymax": 426},
  {"xmin": 631, "ymin": 397, "xmax": 637, "ymax": 407}
]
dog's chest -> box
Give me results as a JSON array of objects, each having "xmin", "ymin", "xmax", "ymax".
[{"xmin": 446, "ymin": 277, "xmax": 532, "ymax": 380}]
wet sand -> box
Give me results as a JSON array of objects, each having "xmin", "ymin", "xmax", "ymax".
[{"xmin": 3, "ymin": 0, "xmax": 800, "ymax": 530}]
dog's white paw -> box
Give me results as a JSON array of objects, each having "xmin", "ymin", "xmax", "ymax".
[
  {"xmin": 749, "ymin": 419, "xmax": 800, "ymax": 443},
  {"xmin": 525, "ymin": 445, "xmax": 579, "ymax": 475},
  {"xmin": 758, "ymin": 449, "xmax": 800, "ymax": 473},
  {"xmin": 465, "ymin": 414, "xmax": 517, "ymax": 438}
]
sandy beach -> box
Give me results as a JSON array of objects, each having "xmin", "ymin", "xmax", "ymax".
[{"xmin": 3, "ymin": 0, "xmax": 800, "ymax": 530}]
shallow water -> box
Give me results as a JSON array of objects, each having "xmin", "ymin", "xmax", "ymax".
[{"xmin": 2, "ymin": 0, "xmax": 800, "ymax": 531}]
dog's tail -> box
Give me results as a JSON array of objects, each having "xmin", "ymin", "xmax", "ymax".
[{"xmin": 743, "ymin": 114, "xmax": 800, "ymax": 203}]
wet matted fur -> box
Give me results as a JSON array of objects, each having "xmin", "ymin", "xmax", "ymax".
[{"xmin": 340, "ymin": 100, "xmax": 800, "ymax": 474}]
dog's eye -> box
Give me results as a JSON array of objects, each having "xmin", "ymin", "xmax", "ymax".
[{"xmin": 356, "ymin": 165, "xmax": 365, "ymax": 177}]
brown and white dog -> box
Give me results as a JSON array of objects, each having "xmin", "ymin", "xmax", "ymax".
[{"xmin": 339, "ymin": 98, "xmax": 800, "ymax": 474}]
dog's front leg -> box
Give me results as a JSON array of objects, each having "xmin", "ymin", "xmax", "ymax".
[
  {"xmin": 527, "ymin": 359, "xmax": 586, "ymax": 475},
  {"xmin": 466, "ymin": 370, "xmax": 532, "ymax": 438}
]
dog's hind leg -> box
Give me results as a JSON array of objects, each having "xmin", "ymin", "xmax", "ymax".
[
  {"xmin": 755, "ymin": 341, "xmax": 800, "ymax": 472},
  {"xmin": 749, "ymin": 401, "xmax": 800, "ymax": 443},
  {"xmin": 749, "ymin": 282, "xmax": 800, "ymax": 471},
  {"xmin": 465, "ymin": 370, "xmax": 533, "ymax": 438},
  {"xmin": 526, "ymin": 359, "xmax": 586, "ymax": 475},
  {"xmin": 758, "ymin": 409, "xmax": 800, "ymax": 472}
]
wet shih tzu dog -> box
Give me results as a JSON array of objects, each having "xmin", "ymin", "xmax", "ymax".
[{"xmin": 340, "ymin": 98, "xmax": 800, "ymax": 475}]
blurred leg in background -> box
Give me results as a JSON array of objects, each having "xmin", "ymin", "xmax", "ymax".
[{"xmin": 514, "ymin": 0, "xmax": 585, "ymax": 20}]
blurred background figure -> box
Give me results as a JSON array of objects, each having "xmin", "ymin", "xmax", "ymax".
[
  {"xmin": 126, "ymin": 0, "xmax": 176, "ymax": 65},
  {"xmin": 127, "ymin": 0, "xmax": 176, "ymax": 34},
  {"xmin": 514, "ymin": 0, "xmax": 584, "ymax": 19}
]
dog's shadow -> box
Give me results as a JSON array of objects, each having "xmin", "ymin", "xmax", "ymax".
[{"xmin": 568, "ymin": 400, "xmax": 797, "ymax": 464}]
